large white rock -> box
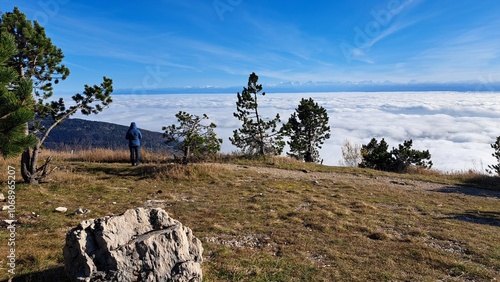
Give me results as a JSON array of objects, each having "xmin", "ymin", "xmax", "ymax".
[
  {"xmin": 55, "ymin": 207, "xmax": 68, "ymax": 213},
  {"xmin": 63, "ymin": 207, "xmax": 203, "ymax": 282}
]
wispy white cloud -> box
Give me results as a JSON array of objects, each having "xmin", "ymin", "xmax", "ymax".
[{"xmin": 399, "ymin": 19, "xmax": 500, "ymax": 82}]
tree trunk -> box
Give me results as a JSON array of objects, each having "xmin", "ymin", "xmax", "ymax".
[
  {"xmin": 253, "ymin": 94, "xmax": 265, "ymax": 156},
  {"xmin": 304, "ymin": 150, "xmax": 313, "ymax": 163},
  {"xmin": 21, "ymin": 146, "xmax": 40, "ymax": 185},
  {"xmin": 21, "ymin": 121, "xmax": 39, "ymax": 184},
  {"xmin": 20, "ymin": 107, "xmax": 75, "ymax": 185},
  {"xmin": 183, "ymin": 146, "xmax": 190, "ymax": 165},
  {"xmin": 20, "ymin": 149, "xmax": 32, "ymax": 183},
  {"xmin": 20, "ymin": 143, "xmax": 49, "ymax": 185}
]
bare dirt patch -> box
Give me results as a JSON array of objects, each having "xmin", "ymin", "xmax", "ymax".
[{"xmin": 216, "ymin": 163, "xmax": 500, "ymax": 198}]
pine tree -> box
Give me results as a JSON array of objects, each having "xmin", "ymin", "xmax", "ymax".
[
  {"xmin": 360, "ymin": 138, "xmax": 432, "ymax": 173},
  {"xmin": 391, "ymin": 139, "xmax": 433, "ymax": 172},
  {"xmin": 0, "ymin": 33, "xmax": 36, "ymax": 158},
  {"xmin": 230, "ymin": 72, "xmax": 284, "ymax": 156},
  {"xmin": 1, "ymin": 8, "xmax": 113, "ymax": 184},
  {"xmin": 359, "ymin": 138, "xmax": 394, "ymax": 171},
  {"xmin": 487, "ymin": 136, "xmax": 500, "ymax": 176},
  {"xmin": 163, "ymin": 111, "xmax": 222, "ymax": 164},
  {"xmin": 283, "ymin": 98, "xmax": 330, "ymax": 163}
]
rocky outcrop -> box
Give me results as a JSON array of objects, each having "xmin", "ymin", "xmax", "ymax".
[{"xmin": 63, "ymin": 207, "xmax": 203, "ymax": 282}]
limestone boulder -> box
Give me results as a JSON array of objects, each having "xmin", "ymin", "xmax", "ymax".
[{"xmin": 63, "ymin": 207, "xmax": 203, "ymax": 282}]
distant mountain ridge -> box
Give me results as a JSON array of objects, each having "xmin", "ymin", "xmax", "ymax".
[{"xmin": 41, "ymin": 118, "xmax": 167, "ymax": 151}]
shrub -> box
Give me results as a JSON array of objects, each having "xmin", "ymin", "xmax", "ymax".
[
  {"xmin": 340, "ymin": 139, "xmax": 362, "ymax": 167},
  {"xmin": 163, "ymin": 111, "xmax": 222, "ymax": 164},
  {"xmin": 359, "ymin": 138, "xmax": 432, "ymax": 173}
]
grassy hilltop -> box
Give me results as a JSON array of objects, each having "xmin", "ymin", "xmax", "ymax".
[{"xmin": 0, "ymin": 150, "xmax": 499, "ymax": 281}]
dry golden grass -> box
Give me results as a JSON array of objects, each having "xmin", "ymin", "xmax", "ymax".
[
  {"xmin": 44, "ymin": 148, "xmax": 174, "ymax": 164},
  {"xmin": 0, "ymin": 150, "xmax": 499, "ymax": 281}
]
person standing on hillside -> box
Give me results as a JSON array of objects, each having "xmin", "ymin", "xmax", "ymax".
[{"xmin": 126, "ymin": 122, "xmax": 143, "ymax": 166}]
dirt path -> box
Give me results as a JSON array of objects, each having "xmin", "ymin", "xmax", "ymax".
[{"xmin": 212, "ymin": 163, "xmax": 500, "ymax": 199}]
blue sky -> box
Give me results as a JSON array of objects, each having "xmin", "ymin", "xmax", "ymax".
[{"xmin": 1, "ymin": 0, "xmax": 500, "ymax": 93}]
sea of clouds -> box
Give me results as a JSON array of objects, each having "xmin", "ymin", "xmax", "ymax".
[{"xmin": 69, "ymin": 92, "xmax": 500, "ymax": 173}]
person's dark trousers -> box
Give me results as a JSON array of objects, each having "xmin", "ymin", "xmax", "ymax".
[{"xmin": 129, "ymin": 146, "xmax": 140, "ymax": 166}]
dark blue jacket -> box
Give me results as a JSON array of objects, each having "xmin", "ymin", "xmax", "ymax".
[{"xmin": 126, "ymin": 122, "xmax": 142, "ymax": 147}]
